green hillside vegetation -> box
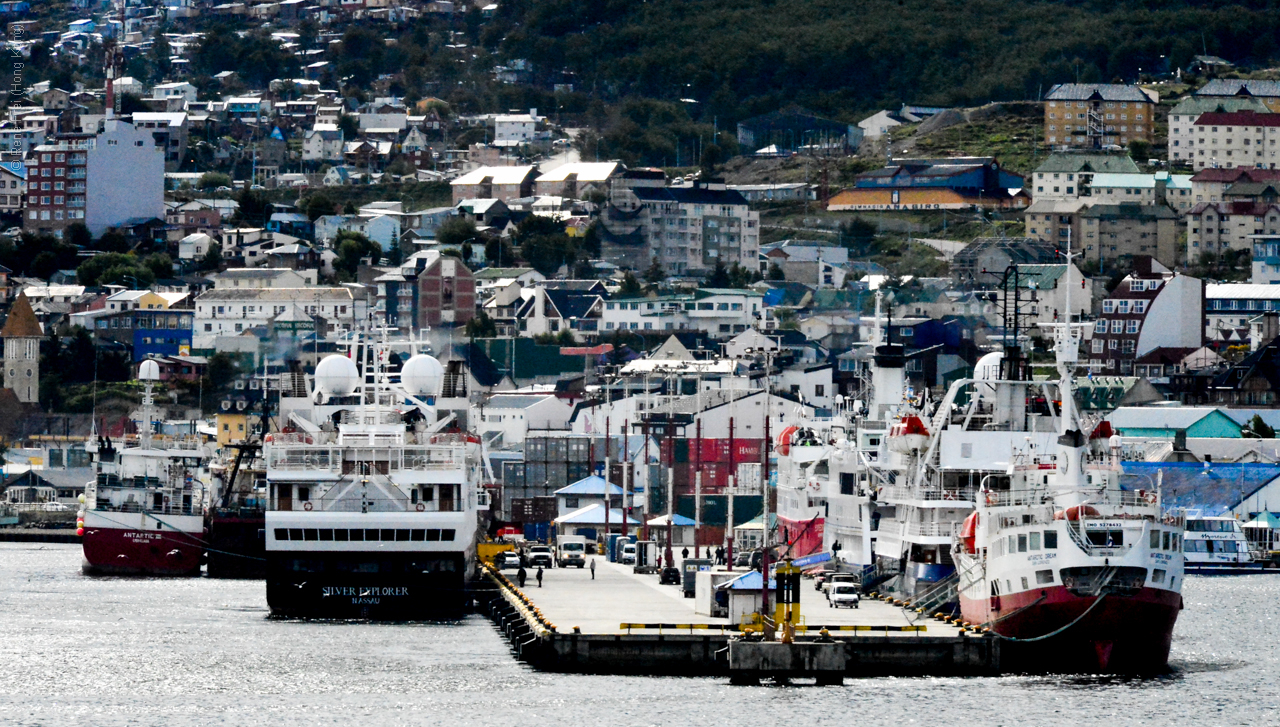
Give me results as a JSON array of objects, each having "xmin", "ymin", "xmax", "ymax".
[{"xmin": 497, "ymin": 0, "xmax": 1280, "ymax": 125}]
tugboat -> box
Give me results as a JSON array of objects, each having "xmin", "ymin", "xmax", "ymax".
[
  {"xmin": 263, "ymin": 332, "xmax": 489, "ymax": 619},
  {"xmin": 80, "ymin": 360, "xmax": 211, "ymax": 576}
]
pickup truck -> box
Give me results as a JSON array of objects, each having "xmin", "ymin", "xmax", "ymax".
[
  {"xmin": 823, "ymin": 573, "xmax": 860, "ymax": 597},
  {"xmin": 527, "ymin": 545, "xmax": 553, "ymax": 568}
]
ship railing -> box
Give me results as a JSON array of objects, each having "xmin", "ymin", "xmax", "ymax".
[
  {"xmin": 902, "ymin": 521, "xmax": 956, "ymax": 538},
  {"xmin": 983, "ymin": 489, "xmax": 1053, "ymax": 508},
  {"xmin": 266, "ymin": 445, "xmax": 466, "ymax": 472},
  {"xmin": 92, "ymin": 501, "xmax": 200, "ymax": 516},
  {"xmin": 882, "ymin": 484, "xmax": 976, "ymax": 504},
  {"xmin": 276, "ymin": 496, "xmax": 465, "ymax": 513},
  {"xmin": 1083, "ymin": 453, "xmax": 1123, "ymax": 469}
]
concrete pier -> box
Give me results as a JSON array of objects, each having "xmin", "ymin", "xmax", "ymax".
[{"xmin": 474, "ymin": 556, "xmax": 1002, "ymax": 678}]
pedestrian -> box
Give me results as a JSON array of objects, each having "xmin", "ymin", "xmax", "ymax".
[
  {"xmin": 590, "ymin": 558, "xmax": 596, "ymax": 580},
  {"xmin": 516, "ymin": 565, "xmax": 527, "ymax": 588},
  {"xmin": 681, "ymin": 546, "xmax": 690, "ymax": 561},
  {"xmin": 536, "ymin": 566, "xmax": 544, "ymax": 588},
  {"xmin": 716, "ymin": 546, "xmax": 725, "ymax": 565}
]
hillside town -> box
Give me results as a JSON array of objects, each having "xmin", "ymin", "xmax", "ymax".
[{"xmin": 3, "ymin": 2, "xmax": 1280, "ymax": 552}]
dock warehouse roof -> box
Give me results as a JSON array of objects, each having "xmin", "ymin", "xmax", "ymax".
[
  {"xmin": 554, "ymin": 475, "xmax": 624, "ymax": 496},
  {"xmin": 554, "ymin": 503, "xmax": 640, "ymax": 526}
]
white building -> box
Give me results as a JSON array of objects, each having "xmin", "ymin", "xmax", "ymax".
[
  {"xmin": 151, "ymin": 82, "xmax": 198, "ymax": 105},
  {"xmin": 302, "ymin": 125, "xmax": 344, "ymax": 162},
  {"xmin": 84, "ymin": 119, "xmax": 165, "ymax": 236},
  {"xmin": 493, "ymin": 113, "xmax": 537, "ymax": 143},
  {"xmin": 192, "ymin": 287, "xmax": 355, "ymax": 344},
  {"xmin": 314, "ymin": 214, "xmax": 401, "ymax": 250},
  {"xmin": 1166, "ymin": 97, "xmax": 1269, "ymax": 165},
  {"xmin": 601, "ymin": 289, "xmax": 763, "ymax": 338},
  {"xmin": 1085, "ymin": 172, "xmax": 1194, "ymax": 212},
  {"xmin": 211, "ymin": 268, "xmax": 315, "ymax": 289},
  {"xmin": 1190, "ymin": 110, "xmax": 1280, "ymax": 171},
  {"xmin": 474, "ymin": 393, "xmax": 575, "ymax": 447},
  {"xmin": 1205, "ymin": 283, "xmax": 1280, "ymax": 342}
]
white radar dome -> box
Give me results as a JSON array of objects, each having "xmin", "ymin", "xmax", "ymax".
[
  {"xmin": 400, "ymin": 354, "xmax": 444, "ymax": 397},
  {"xmin": 314, "ymin": 354, "xmax": 360, "ymax": 397},
  {"xmin": 138, "ymin": 360, "xmax": 160, "ymax": 381},
  {"xmin": 974, "ymin": 351, "xmax": 1004, "ymax": 381}
]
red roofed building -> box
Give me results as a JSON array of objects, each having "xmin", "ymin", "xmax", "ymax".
[{"xmin": 1190, "ymin": 111, "xmax": 1280, "ymax": 171}]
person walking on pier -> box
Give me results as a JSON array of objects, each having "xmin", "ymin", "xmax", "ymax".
[
  {"xmin": 590, "ymin": 558, "xmax": 596, "ymax": 580},
  {"xmin": 536, "ymin": 566, "xmax": 544, "ymax": 588},
  {"xmin": 517, "ymin": 566, "xmax": 527, "ymax": 588},
  {"xmin": 681, "ymin": 546, "xmax": 689, "ymax": 563}
]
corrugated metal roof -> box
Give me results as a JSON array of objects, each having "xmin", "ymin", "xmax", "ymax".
[
  {"xmin": 1045, "ymin": 83, "xmax": 1151, "ymax": 102},
  {"xmin": 1207, "ymin": 283, "xmax": 1280, "ymax": 300}
]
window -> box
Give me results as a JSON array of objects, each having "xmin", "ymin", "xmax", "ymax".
[{"xmin": 1035, "ymin": 569, "xmax": 1054, "ymax": 585}]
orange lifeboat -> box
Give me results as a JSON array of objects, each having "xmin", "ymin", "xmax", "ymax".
[
  {"xmin": 1054, "ymin": 504, "xmax": 1102, "ymax": 521},
  {"xmin": 776, "ymin": 425, "xmax": 799, "ymax": 456},
  {"xmin": 961, "ymin": 511, "xmax": 979, "ymax": 554},
  {"xmin": 887, "ymin": 415, "xmax": 930, "ymax": 453}
]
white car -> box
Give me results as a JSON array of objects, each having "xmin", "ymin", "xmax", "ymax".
[
  {"xmin": 497, "ymin": 551, "xmax": 522, "ymax": 570},
  {"xmin": 829, "ymin": 584, "xmax": 860, "ymax": 608},
  {"xmin": 620, "ymin": 543, "xmax": 637, "ymax": 565}
]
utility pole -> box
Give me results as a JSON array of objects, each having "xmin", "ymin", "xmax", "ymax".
[{"xmin": 694, "ymin": 417, "xmax": 702, "ymax": 558}]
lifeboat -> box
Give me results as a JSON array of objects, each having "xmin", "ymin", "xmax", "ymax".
[
  {"xmin": 961, "ymin": 511, "xmax": 979, "ymax": 554},
  {"xmin": 887, "ymin": 415, "xmax": 930, "ymax": 453},
  {"xmin": 1054, "ymin": 504, "xmax": 1102, "ymax": 521},
  {"xmin": 776, "ymin": 425, "xmax": 799, "ymax": 456}
]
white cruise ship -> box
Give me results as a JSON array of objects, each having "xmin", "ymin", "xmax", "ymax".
[{"xmin": 264, "ymin": 333, "xmax": 488, "ymax": 619}]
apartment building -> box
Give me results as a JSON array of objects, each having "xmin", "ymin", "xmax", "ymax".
[
  {"xmin": 601, "ymin": 289, "xmax": 763, "ymax": 338},
  {"xmin": 1194, "ymin": 79, "xmax": 1280, "ymax": 113},
  {"xmin": 1205, "ymin": 283, "xmax": 1280, "ymax": 342},
  {"xmin": 601, "ymin": 180, "xmax": 760, "ymax": 276},
  {"xmin": 1186, "ymin": 188, "xmax": 1280, "ymax": 264},
  {"xmin": 375, "ymin": 250, "xmax": 477, "ymax": 333},
  {"xmin": 0, "ymin": 163, "xmax": 25, "ymax": 215},
  {"xmin": 1167, "ymin": 97, "xmax": 1269, "ymax": 165},
  {"xmin": 25, "ymin": 120, "xmax": 164, "ymax": 236},
  {"xmin": 1189, "ymin": 110, "xmax": 1280, "ymax": 171},
  {"xmin": 1089, "ymin": 258, "xmax": 1203, "ymax": 375},
  {"xmin": 1043, "ymin": 83, "xmax": 1156, "ymax": 149},
  {"xmin": 1078, "ymin": 203, "xmax": 1179, "ymax": 269},
  {"xmin": 450, "ymin": 165, "xmax": 537, "ymax": 204},
  {"xmin": 193, "ymin": 287, "xmax": 356, "ymax": 343}
]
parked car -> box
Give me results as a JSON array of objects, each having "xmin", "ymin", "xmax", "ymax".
[
  {"xmin": 813, "ymin": 572, "xmax": 829, "ymax": 591},
  {"xmin": 497, "ymin": 551, "xmax": 522, "ymax": 570},
  {"xmin": 527, "ymin": 545, "xmax": 553, "ymax": 568},
  {"xmin": 41, "ymin": 502, "xmax": 70, "ymax": 512},
  {"xmin": 823, "ymin": 573, "xmax": 859, "ymax": 597},
  {"xmin": 829, "ymin": 584, "xmax": 860, "ymax": 608}
]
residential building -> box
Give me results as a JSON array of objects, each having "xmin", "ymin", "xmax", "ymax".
[
  {"xmin": 1028, "ymin": 152, "xmax": 1140, "ymax": 201},
  {"xmin": 601, "ymin": 289, "xmax": 763, "ymax": 338},
  {"xmin": 450, "ymin": 165, "xmax": 537, "ymax": 204},
  {"xmin": 1043, "ymin": 83, "xmax": 1156, "ymax": 149},
  {"xmin": 0, "ymin": 162, "xmax": 25, "ymax": 215},
  {"xmin": 827, "ymin": 157, "xmax": 1026, "ymax": 211},
  {"xmin": 131, "ymin": 112, "xmax": 188, "ymax": 171},
  {"xmin": 1189, "ymin": 110, "xmax": 1280, "ymax": 171},
  {"xmin": 1186, "ymin": 195, "xmax": 1280, "ymax": 264},
  {"xmin": 759, "ymin": 239, "xmax": 849, "ymax": 288},
  {"xmin": 1193, "ymin": 79, "xmax": 1280, "ymax": 113},
  {"xmin": 1085, "ymin": 173, "xmax": 1194, "ymax": 211},
  {"xmin": 1078, "ymin": 203, "xmax": 1180, "ymax": 269},
  {"xmin": 0, "ymin": 127, "xmax": 43, "ymax": 154},
  {"xmin": 192, "ymin": 287, "xmax": 356, "ymax": 343},
  {"xmin": 302, "ymin": 124, "xmax": 343, "ymax": 162},
  {"xmin": 211, "ymin": 268, "xmax": 314, "ymax": 289},
  {"xmin": 374, "ymin": 250, "xmax": 477, "ymax": 333},
  {"xmin": 1205, "ymin": 284, "xmax": 1280, "ymax": 343},
  {"xmin": 1190, "ymin": 167, "xmax": 1280, "ymax": 205},
  {"xmin": 533, "ymin": 161, "xmax": 620, "ymax": 198},
  {"xmin": 1252, "ymin": 235, "xmax": 1280, "ymax": 285},
  {"xmin": 25, "ymin": 120, "xmax": 164, "ymax": 237},
  {"xmin": 951, "ymin": 237, "xmax": 1059, "ymax": 287},
  {"xmin": 493, "ymin": 113, "xmax": 537, "ymax": 143},
  {"xmin": 518, "ymin": 284, "xmax": 606, "ymax": 339},
  {"xmin": 314, "ymin": 213, "xmax": 400, "ymax": 250},
  {"xmin": 600, "ymin": 180, "xmax": 760, "ymax": 275},
  {"xmin": 151, "ymin": 82, "xmax": 197, "ymax": 105},
  {"xmin": 1089, "ymin": 258, "xmax": 1204, "ymax": 375},
  {"xmin": 1167, "ymin": 96, "xmax": 1270, "ymax": 165}
]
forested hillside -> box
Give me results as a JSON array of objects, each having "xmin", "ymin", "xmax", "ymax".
[{"xmin": 494, "ymin": 0, "xmax": 1280, "ymax": 124}]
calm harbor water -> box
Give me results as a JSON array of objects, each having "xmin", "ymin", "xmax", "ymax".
[{"xmin": 0, "ymin": 543, "xmax": 1276, "ymax": 727}]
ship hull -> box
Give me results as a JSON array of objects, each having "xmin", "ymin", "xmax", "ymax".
[
  {"xmin": 206, "ymin": 511, "xmax": 267, "ymax": 579},
  {"xmin": 776, "ymin": 513, "xmax": 825, "ymax": 558},
  {"xmin": 81, "ymin": 511, "xmax": 204, "ymax": 576},
  {"xmin": 960, "ymin": 585, "xmax": 1182, "ymax": 674},
  {"xmin": 266, "ymin": 550, "xmax": 473, "ymax": 619}
]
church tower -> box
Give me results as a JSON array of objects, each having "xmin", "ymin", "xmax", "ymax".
[{"xmin": 3, "ymin": 293, "xmax": 42, "ymax": 404}]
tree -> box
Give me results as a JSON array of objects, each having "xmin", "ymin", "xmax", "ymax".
[
  {"xmin": 619, "ymin": 271, "xmax": 643, "ymax": 296},
  {"xmin": 644, "ymin": 257, "xmax": 665, "ymax": 285},
  {"xmin": 767, "ymin": 262, "xmax": 785, "ymax": 281},
  {"xmin": 464, "ymin": 311, "xmax": 497, "ymax": 339},
  {"xmin": 203, "ymin": 352, "xmax": 240, "ymax": 401},
  {"xmin": 515, "ymin": 215, "xmax": 577, "ymax": 276},
  {"xmin": 64, "ymin": 223, "xmax": 91, "ymax": 249},
  {"xmin": 200, "ymin": 242, "xmax": 223, "ymax": 272},
  {"xmin": 199, "ymin": 172, "xmax": 231, "ymax": 190},
  {"xmin": 1250, "ymin": 414, "xmax": 1276, "ymax": 439},
  {"xmin": 699, "ymin": 143, "xmax": 723, "ymax": 179},
  {"xmin": 485, "ymin": 236, "xmax": 514, "ymax": 266},
  {"xmin": 438, "ymin": 216, "xmax": 479, "ymax": 248},
  {"xmin": 143, "ymin": 253, "xmax": 174, "ymax": 281},
  {"xmin": 95, "ymin": 230, "xmax": 131, "ymax": 254},
  {"xmin": 302, "ymin": 192, "xmax": 336, "ymax": 221},
  {"xmin": 337, "ymin": 114, "xmax": 360, "ymax": 141},
  {"xmin": 1129, "ymin": 139, "xmax": 1153, "ymax": 162},
  {"xmin": 703, "ymin": 259, "xmax": 731, "ymax": 288},
  {"xmin": 235, "ymin": 189, "xmax": 270, "ymax": 226},
  {"xmin": 333, "ymin": 231, "xmax": 381, "ymax": 280}
]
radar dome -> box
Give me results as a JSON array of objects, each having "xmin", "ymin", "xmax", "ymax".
[
  {"xmin": 974, "ymin": 351, "xmax": 1004, "ymax": 381},
  {"xmin": 314, "ymin": 354, "xmax": 360, "ymax": 397},
  {"xmin": 400, "ymin": 354, "xmax": 444, "ymax": 397},
  {"xmin": 138, "ymin": 360, "xmax": 161, "ymax": 381}
]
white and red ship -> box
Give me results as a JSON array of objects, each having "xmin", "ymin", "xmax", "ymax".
[
  {"xmin": 952, "ymin": 260, "xmax": 1185, "ymax": 673},
  {"xmin": 80, "ymin": 360, "xmax": 210, "ymax": 576}
]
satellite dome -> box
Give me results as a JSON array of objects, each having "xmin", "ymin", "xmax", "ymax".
[
  {"xmin": 400, "ymin": 354, "xmax": 444, "ymax": 397},
  {"xmin": 138, "ymin": 360, "xmax": 161, "ymax": 381},
  {"xmin": 314, "ymin": 354, "xmax": 360, "ymax": 397},
  {"xmin": 974, "ymin": 351, "xmax": 1004, "ymax": 381}
]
